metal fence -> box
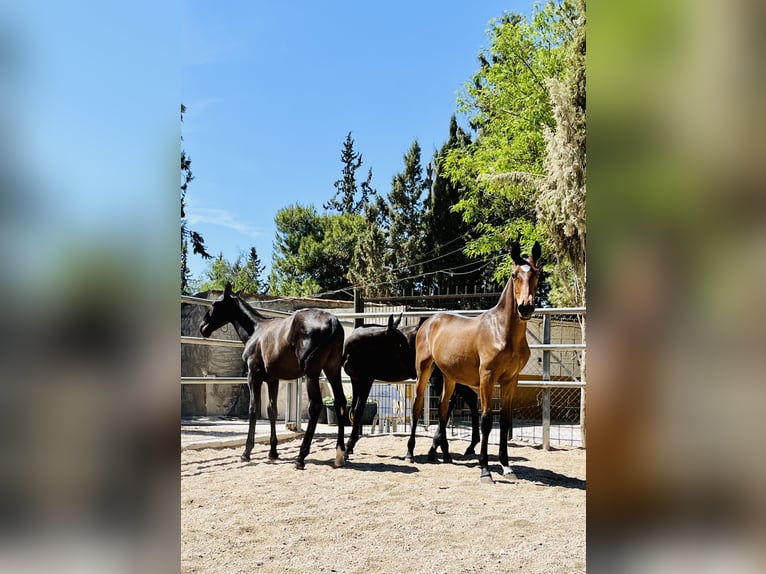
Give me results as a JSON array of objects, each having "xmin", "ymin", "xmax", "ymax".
[{"xmin": 181, "ymin": 295, "xmax": 586, "ymax": 449}]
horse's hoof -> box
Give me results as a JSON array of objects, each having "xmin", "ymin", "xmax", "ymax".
[
  {"xmin": 294, "ymin": 460, "xmax": 305, "ymax": 470},
  {"xmin": 502, "ymin": 466, "xmax": 517, "ymax": 480},
  {"xmin": 240, "ymin": 454, "xmax": 251, "ymax": 462},
  {"xmin": 443, "ymin": 454, "xmax": 453, "ymax": 464},
  {"xmin": 464, "ymin": 446, "xmax": 476, "ymax": 456},
  {"xmin": 404, "ymin": 452, "xmax": 414, "ymax": 463},
  {"xmin": 480, "ymin": 469, "xmax": 494, "ymax": 484},
  {"xmin": 268, "ymin": 452, "xmax": 279, "ymax": 461},
  {"xmin": 427, "ymin": 449, "xmax": 438, "ymax": 462},
  {"xmin": 334, "ymin": 447, "xmax": 345, "ymax": 468}
]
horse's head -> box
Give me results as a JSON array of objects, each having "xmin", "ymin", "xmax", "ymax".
[
  {"xmin": 385, "ymin": 312, "xmax": 413, "ymax": 367},
  {"xmin": 199, "ymin": 281, "xmax": 241, "ymax": 337},
  {"xmin": 510, "ymin": 240, "xmax": 542, "ymax": 320}
]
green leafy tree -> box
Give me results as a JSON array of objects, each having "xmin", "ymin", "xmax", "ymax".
[
  {"xmin": 443, "ymin": 1, "xmax": 578, "ymax": 284},
  {"xmin": 196, "ymin": 252, "xmax": 234, "ymax": 292},
  {"xmin": 386, "ymin": 139, "xmax": 427, "ymax": 294},
  {"xmin": 196, "ymin": 247, "xmax": 265, "ymax": 294},
  {"xmin": 324, "ymin": 132, "xmax": 376, "ymax": 214},
  {"xmin": 270, "ymin": 203, "xmax": 364, "ymax": 297},
  {"xmin": 181, "ymin": 104, "xmax": 211, "ymax": 294}
]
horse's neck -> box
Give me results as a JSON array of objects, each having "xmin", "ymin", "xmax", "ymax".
[
  {"xmin": 490, "ymin": 277, "xmax": 525, "ymax": 340},
  {"xmin": 231, "ymin": 298, "xmax": 268, "ymax": 342},
  {"xmin": 222, "ymin": 299, "xmax": 258, "ymax": 343}
]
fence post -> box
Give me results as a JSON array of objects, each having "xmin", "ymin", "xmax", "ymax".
[
  {"xmin": 296, "ymin": 377, "xmax": 303, "ymax": 432},
  {"xmin": 284, "ymin": 378, "xmax": 303, "ymax": 432},
  {"xmin": 354, "ymin": 288, "xmax": 364, "ymax": 328},
  {"xmin": 542, "ymin": 314, "xmax": 551, "ymax": 450}
]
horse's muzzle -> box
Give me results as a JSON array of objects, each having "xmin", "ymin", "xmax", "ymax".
[
  {"xmin": 199, "ymin": 323, "xmax": 212, "ymax": 338},
  {"xmin": 518, "ymin": 305, "xmax": 535, "ymax": 320}
]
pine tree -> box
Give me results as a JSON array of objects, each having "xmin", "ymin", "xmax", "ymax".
[
  {"xmin": 386, "ymin": 139, "xmax": 427, "ymax": 294},
  {"xmin": 422, "ymin": 116, "xmax": 489, "ymax": 294},
  {"xmin": 234, "ymin": 247, "xmax": 267, "ymax": 294},
  {"xmin": 324, "ymin": 132, "xmax": 376, "ymax": 214}
]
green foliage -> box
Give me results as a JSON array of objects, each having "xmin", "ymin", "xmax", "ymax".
[
  {"xmin": 536, "ymin": 0, "xmax": 586, "ymax": 305},
  {"xmin": 324, "ymin": 132, "xmax": 376, "ymax": 214},
  {"xmin": 421, "ymin": 116, "xmax": 491, "ymax": 292},
  {"xmin": 195, "ymin": 247, "xmax": 266, "ymax": 295},
  {"xmin": 386, "ymin": 139, "xmax": 427, "ymax": 294},
  {"xmin": 269, "ymin": 203, "xmax": 364, "ymax": 298},
  {"xmin": 347, "ymin": 202, "xmax": 394, "ymax": 297},
  {"xmin": 444, "ymin": 0, "xmax": 580, "ymax": 286}
]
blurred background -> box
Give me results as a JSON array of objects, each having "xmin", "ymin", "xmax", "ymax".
[
  {"xmin": 0, "ymin": 2, "xmax": 179, "ymax": 572},
  {"xmin": 1, "ymin": 0, "xmax": 765, "ymax": 572},
  {"xmin": 588, "ymin": 0, "xmax": 766, "ymax": 572}
]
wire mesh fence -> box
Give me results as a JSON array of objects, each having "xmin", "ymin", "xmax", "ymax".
[{"xmin": 316, "ymin": 380, "xmax": 584, "ymax": 449}]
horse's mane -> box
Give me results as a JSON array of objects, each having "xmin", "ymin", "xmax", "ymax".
[{"xmin": 234, "ymin": 294, "xmax": 274, "ymax": 323}]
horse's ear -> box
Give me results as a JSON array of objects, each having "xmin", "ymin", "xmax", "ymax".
[
  {"xmin": 224, "ymin": 281, "xmax": 233, "ymax": 297},
  {"xmin": 393, "ymin": 312, "xmax": 403, "ymax": 328},
  {"xmin": 387, "ymin": 314, "xmax": 395, "ymax": 331},
  {"xmin": 511, "ymin": 241, "xmax": 525, "ymax": 265},
  {"xmin": 531, "ymin": 241, "xmax": 542, "ymax": 265}
]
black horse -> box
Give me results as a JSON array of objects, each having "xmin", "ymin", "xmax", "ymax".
[
  {"xmin": 199, "ymin": 282, "xmax": 347, "ymax": 469},
  {"xmin": 343, "ymin": 314, "xmax": 481, "ymax": 458},
  {"xmin": 343, "ymin": 314, "xmax": 413, "ymax": 458},
  {"xmin": 428, "ymin": 368, "xmax": 480, "ymax": 456}
]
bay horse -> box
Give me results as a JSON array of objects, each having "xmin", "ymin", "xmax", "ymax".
[
  {"xmin": 405, "ymin": 240, "xmax": 541, "ymax": 482},
  {"xmin": 199, "ymin": 282, "xmax": 347, "ymax": 469},
  {"xmin": 342, "ymin": 313, "xmax": 413, "ymax": 458}
]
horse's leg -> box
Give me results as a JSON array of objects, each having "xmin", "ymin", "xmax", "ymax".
[
  {"xmin": 428, "ymin": 376, "xmax": 455, "ymax": 463},
  {"xmin": 463, "ymin": 386, "xmax": 480, "ymax": 456},
  {"xmin": 266, "ymin": 379, "xmax": 280, "ymax": 460},
  {"xmin": 405, "ymin": 358, "xmax": 434, "ymax": 462},
  {"xmin": 498, "ymin": 379, "xmax": 518, "ymax": 478},
  {"xmin": 478, "ymin": 369, "xmax": 496, "ymax": 483},
  {"xmin": 325, "ymin": 369, "xmax": 347, "ymax": 468},
  {"xmin": 295, "ymin": 375, "xmax": 323, "ymax": 470},
  {"xmin": 345, "ymin": 377, "xmax": 372, "ymax": 459},
  {"xmin": 241, "ymin": 374, "xmax": 262, "ymax": 462}
]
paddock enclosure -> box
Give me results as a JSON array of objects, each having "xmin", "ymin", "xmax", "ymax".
[
  {"xmin": 181, "ymin": 290, "xmax": 586, "ymax": 449},
  {"xmin": 181, "ymin": 291, "xmax": 586, "ymax": 573}
]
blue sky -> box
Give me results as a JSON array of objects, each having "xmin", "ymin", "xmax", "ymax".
[{"xmin": 183, "ymin": 1, "xmax": 534, "ymax": 284}]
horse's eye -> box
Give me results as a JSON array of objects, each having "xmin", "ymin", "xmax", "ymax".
[{"xmin": 511, "ymin": 272, "xmax": 518, "ymax": 280}]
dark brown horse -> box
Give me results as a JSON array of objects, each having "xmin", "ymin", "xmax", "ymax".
[
  {"xmin": 405, "ymin": 240, "xmax": 541, "ymax": 482},
  {"xmin": 199, "ymin": 282, "xmax": 347, "ymax": 469},
  {"xmin": 343, "ymin": 313, "xmax": 414, "ymax": 458}
]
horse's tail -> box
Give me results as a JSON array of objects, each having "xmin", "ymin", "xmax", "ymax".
[{"xmin": 298, "ymin": 314, "xmax": 344, "ymax": 372}]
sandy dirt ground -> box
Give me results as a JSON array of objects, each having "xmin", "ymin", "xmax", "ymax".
[{"xmin": 181, "ymin": 431, "xmax": 585, "ymax": 573}]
